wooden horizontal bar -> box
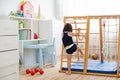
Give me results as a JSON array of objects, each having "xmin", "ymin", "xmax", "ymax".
[
  {"xmin": 90, "ymin": 33, "xmax": 100, "ymax": 34},
  {"xmin": 62, "ymin": 61, "xmax": 84, "ymax": 63},
  {"xmin": 66, "ymin": 21, "xmax": 87, "ymax": 24},
  {"xmin": 65, "ymin": 15, "xmax": 120, "ymax": 19},
  {"xmin": 103, "ymin": 41, "xmax": 118, "ymax": 43},
  {"xmin": 63, "ymin": 54, "xmax": 84, "ymax": 56},
  {"xmin": 104, "ymin": 31, "xmax": 118, "ymax": 33},
  {"xmin": 103, "ymin": 24, "xmax": 118, "ymax": 26},
  {"xmin": 75, "ymin": 42, "xmax": 86, "ymax": 43},
  {"xmin": 59, "ymin": 70, "xmax": 119, "ymax": 77},
  {"xmin": 73, "ymin": 29, "xmax": 86, "ymax": 30},
  {"xmin": 89, "ymin": 48, "xmax": 100, "ymax": 50}
]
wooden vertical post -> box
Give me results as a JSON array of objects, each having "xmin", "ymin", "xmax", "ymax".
[
  {"xmin": 99, "ymin": 18, "xmax": 104, "ymax": 63},
  {"xmin": 117, "ymin": 17, "xmax": 120, "ymax": 77},
  {"xmin": 83, "ymin": 16, "xmax": 90, "ymax": 74},
  {"xmin": 59, "ymin": 17, "xmax": 66, "ymax": 71},
  {"xmin": 74, "ymin": 21, "xmax": 80, "ymax": 60}
]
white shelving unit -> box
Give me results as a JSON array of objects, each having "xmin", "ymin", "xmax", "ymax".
[
  {"xmin": 0, "ymin": 20, "xmax": 19, "ymax": 80},
  {"xmin": 10, "ymin": 16, "xmax": 38, "ymax": 40},
  {"xmin": 10, "ymin": 16, "xmax": 63, "ymax": 69}
]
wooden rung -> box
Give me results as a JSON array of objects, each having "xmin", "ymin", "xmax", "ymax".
[
  {"xmin": 104, "ymin": 31, "xmax": 118, "ymax": 33},
  {"xmin": 103, "ymin": 24, "xmax": 118, "ymax": 26},
  {"xmin": 73, "ymin": 35, "xmax": 86, "ymax": 38},
  {"xmin": 103, "ymin": 46, "xmax": 118, "ymax": 48},
  {"xmin": 63, "ymin": 61, "xmax": 84, "ymax": 64},
  {"xmin": 89, "ymin": 48, "xmax": 100, "ymax": 50},
  {"xmin": 65, "ymin": 15, "xmax": 120, "ymax": 19},
  {"xmin": 77, "ymin": 42, "xmax": 86, "ymax": 43},
  {"xmin": 63, "ymin": 54, "xmax": 82, "ymax": 56},
  {"xmin": 66, "ymin": 22, "xmax": 87, "ymax": 24},
  {"xmin": 75, "ymin": 42, "xmax": 85, "ymax": 43},
  {"xmin": 63, "ymin": 53, "xmax": 84, "ymax": 56},
  {"xmin": 66, "ymin": 20, "xmax": 87, "ymax": 24},
  {"xmin": 65, "ymin": 16, "xmax": 87, "ymax": 19},
  {"xmin": 103, "ymin": 41, "xmax": 118, "ymax": 43},
  {"xmin": 74, "ymin": 41, "xmax": 85, "ymax": 42},
  {"xmin": 73, "ymin": 29, "xmax": 86, "ymax": 30},
  {"xmin": 74, "ymin": 22, "xmax": 87, "ymax": 24},
  {"xmin": 66, "ymin": 19, "xmax": 87, "ymax": 24},
  {"xmin": 90, "ymin": 33, "xmax": 100, "ymax": 34}
]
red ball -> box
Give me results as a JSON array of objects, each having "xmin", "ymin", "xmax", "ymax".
[
  {"xmin": 39, "ymin": 70, "xmax": 44, "ymax": 75},
  {"xmin": 26, "ymin": 69, "xmax": 31, "ymax": 74},
  {"xmin": 92, "ymin": 53, "xmax": 98, "ymax": 60},
  {"xmin": 30, "ymin": 70, "xmax": 35, "ymax": 76},
  {"xmin": 34, "ymin": 68, "xmax": 40, "ymax": 73}
]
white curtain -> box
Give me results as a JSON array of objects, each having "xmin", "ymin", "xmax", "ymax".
[
  {"xmin": 54, "ymin": 0, "xmax": 64, "ymax": 20},
  {"xmin": 63, "ymin": 0, "xmax": 120, "ymax": 16}
]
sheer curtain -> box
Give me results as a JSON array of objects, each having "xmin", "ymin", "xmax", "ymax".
[{"xmin": 63, "ymin": 0, "xmax": 120, "ymax": 16}]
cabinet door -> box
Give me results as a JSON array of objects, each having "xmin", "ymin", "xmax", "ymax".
[
  {"xmin": 0, "ymin": 36, "xmax": 19, "ymax": 51},
  {"xmin": 0, "ymin": 64, "xmax": 18, "ymax": 80},
  {"xmin": 0, "ymin": 74, "xmax": 17, "ymax": 80},
  {"xmin": 0, "ymin": 21, "xmax": 18, "ymax": 35},
  {"xmin": 0, "ymin": 50, "xmax": 19, "ymax": 67}
]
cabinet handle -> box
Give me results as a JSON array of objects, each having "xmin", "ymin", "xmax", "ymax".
[{"xmin": 0, "ymin": 49, "xmax": 18, "ymax": 53}]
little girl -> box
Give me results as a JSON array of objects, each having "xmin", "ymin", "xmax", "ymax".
[{"xmin": 62, "ymin": 23, "xmax": 83, "ymax": 75}]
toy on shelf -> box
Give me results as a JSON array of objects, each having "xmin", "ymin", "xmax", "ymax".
[
  {"xmin": 17, "ymin": 10, "xmax": 23, "ymax": 17},
  {"xmin": 34, "ymin": 33, "xmax": 39, "ymax": 39},
  {"xmin": 9, "ymin": 10, "xmax": 23, "ymax": 17},
  {"xmin": 19, "ymin": 21, "xmax": 24, "ymax": 28},
  {"xmin": 21, "ymin": 0, "xmax": 25, "ymax": 4},
  {"xmin": 19, "ymin": 30, "xmax": 31, "ymax": 40},
  {"xmin": 38, "ymin": 4, "xmax": 41, "ymax": 19},
  {"xmin": 20, "ymin": 1, "xmax": 33, "ymax": 18},
  {"xmin": 9, "ymin": 11, "xmax": 15, "ymax": 16}
]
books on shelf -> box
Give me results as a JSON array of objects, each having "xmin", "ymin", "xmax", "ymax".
[{"xmin": 19, "ymin": 29, "xmax": 31, "ymax": 40}]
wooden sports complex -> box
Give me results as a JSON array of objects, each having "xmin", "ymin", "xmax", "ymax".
[{"xmin": 59, "ymin": 15, "xmax": 120, "ymax": 77}]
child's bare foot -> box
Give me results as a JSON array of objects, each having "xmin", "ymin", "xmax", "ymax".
[
  {"xmin": 80, "ymin": 50, "xmax": 83, "ymax": 55},
  {"xmin": 65, "ymin": 71, "xmax": 71, "ymax": 75},
  {"xmin": 78, "ymin": 49, "xmax": 84, "ymax": 58},
  {"xmin": 78, "ymin": 48, "xmax": 83, "ymax": 55}
]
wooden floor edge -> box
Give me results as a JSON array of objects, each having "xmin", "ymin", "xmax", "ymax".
[{"xmin": 58, "ymin": 70, "xmax": 120, "ymax": 77}]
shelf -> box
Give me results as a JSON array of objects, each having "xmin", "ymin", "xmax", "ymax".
[
  {"xmin": 19, "ymin": 38, "xmax": 47, "ymax": 42},
  {"xmin": 19, "ymin": 28, "xmax": 32, "ymax": 30},
  {"xmin": 9, "ymin": 16, "xmax": 35, "ymax": 20},
  {"xmin": 9, "ymin": 16, "xmax": 49, "ymax": 21}
]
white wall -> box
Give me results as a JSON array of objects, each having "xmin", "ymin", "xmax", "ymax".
[
  {"xmin": 54, "ymin": 0, "xmax": 63, "ymax": 20},
  {"xmin": 0, "ymin": 0, "xmax": 21, "ymax": 17},
  {"xmin": 0, "ymin": 0, "xmax": 55, "ymax": 19},
  {"xmin": 63, "ymin": 0, "xmax": 120, "ymax": 16},
  {"xmin": 29, "ymin": 0, "xmax": 55, "ymax": 19}
]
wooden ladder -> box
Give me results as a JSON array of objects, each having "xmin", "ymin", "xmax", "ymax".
[{"xmin": 59, "ymin": 16, "xmax": 90, "ymax": 74}]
